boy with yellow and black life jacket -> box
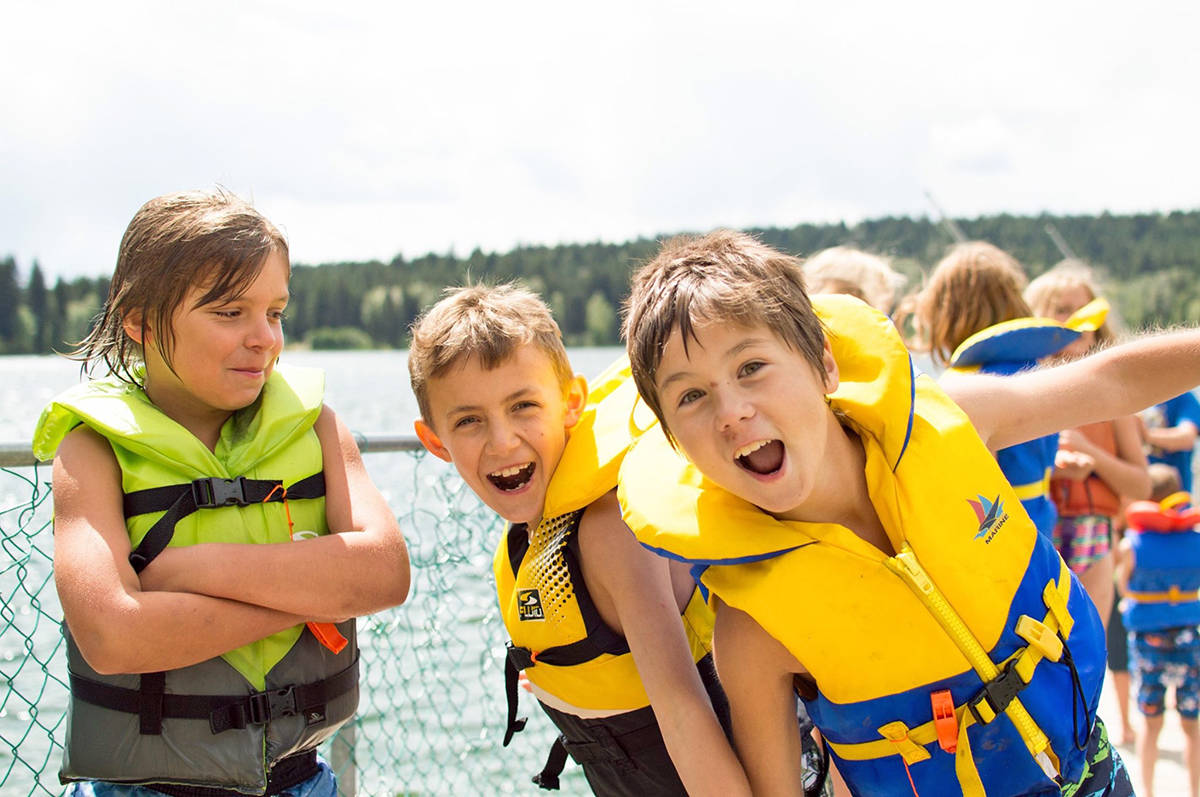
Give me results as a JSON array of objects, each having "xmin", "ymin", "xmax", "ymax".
[
  {"xmin": 1118, "ymin": 469, "xmax": 1200, "ymax": 797},
  {"xmin": 408, "ymin": 284, "xmax": 754, "ymax": 796},
  {"xmin": 36, "ymin": 190, "xmax": 411, "ymax": 797},
  {"xmin": 613, "ymin": 229, "xmax": 1200, "ymax": 796}
]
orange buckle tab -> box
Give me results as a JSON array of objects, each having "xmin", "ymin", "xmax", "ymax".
[{"xmin": 931, "ymin": 690, "xmax": 958, "ymax": 753}]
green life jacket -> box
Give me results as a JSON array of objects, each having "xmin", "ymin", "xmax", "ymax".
[{"xmin": 33, "ymin": 365, "xmax": 358, "ymax": 794}]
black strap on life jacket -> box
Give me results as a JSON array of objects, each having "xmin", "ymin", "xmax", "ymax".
[
  {"xmin": 502, "ymin": 628, "xmax": 631, "ymax": 748},
  {"xmin": 124, "ymin": 472, "xmax": 326, "ymax": 573},
  {"xmin": 118, "ymin": 472, "xmax": 326, "ymax": 734},
  {"xmin": 501, "ymin": 512, "xmax": 631, "ymax": 748},
  {"xmin": 69, "ymin": 655, "xmax": 357, "ymax": 736},
  {"xmin": 135, "ymin": 749, "xmax": 319, "ymax": 797}
]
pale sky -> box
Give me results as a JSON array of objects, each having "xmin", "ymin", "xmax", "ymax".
[{"xmin": 3, "ymin": 1, "xmax": 1198, "ymax": 279}]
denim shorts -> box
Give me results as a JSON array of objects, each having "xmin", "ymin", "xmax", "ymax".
[{"xmin": 65, "ymin": 757, "xmax": 337, "ymax": 797}]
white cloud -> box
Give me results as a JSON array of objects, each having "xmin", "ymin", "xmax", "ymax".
[{"xmin": 2, "ymin": 1, "xmax": 1198, "ymax": 278}]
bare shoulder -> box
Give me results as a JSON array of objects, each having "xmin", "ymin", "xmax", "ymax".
[
  {"xmin": 314, "ymin": 404, "xmax": 352, "ymax": 452},
  {"xmin": 578, "ymin": 489, "xmax": 638, "ymax": 552},
  {"xmin": 54, "ymin": 424, "xmax": 120, "ymax": 494},
  {"xmin": 715, "ymin": 597, "xmax": 807, "ymax": 677}
]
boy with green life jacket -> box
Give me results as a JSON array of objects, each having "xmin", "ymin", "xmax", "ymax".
[
  {"xmin": 35, "ymin": 189, "xmax": 411, "ymax": 796},
  {"xmin": 612, "ymin": 229, "xmax": 1200, "ymax": 796},
  {"xmin": 408, "ymin": 284, "xmax": 755, "ymax": 796}
]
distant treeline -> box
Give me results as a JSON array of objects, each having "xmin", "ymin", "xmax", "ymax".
[{"xmin": 3, "ymin": 209, "xmax": 1199, "ymax": 355}]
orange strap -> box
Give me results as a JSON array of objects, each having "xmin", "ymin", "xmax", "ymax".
[{"xmin": 263, "ymin": 484, "xmax": 348, "ymax": 655}]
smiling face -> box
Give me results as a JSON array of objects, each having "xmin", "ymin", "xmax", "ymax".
[
  {"xmin": 654, "ymin": 319, "xmax": 844, "ymax": 519},
  {"xmin": 127, "ymin": 249, "xmax": 289, "ymax": 438},
  {"xmin": 415, "ymin": 343, "xmax": 585, "ymax": 527}
]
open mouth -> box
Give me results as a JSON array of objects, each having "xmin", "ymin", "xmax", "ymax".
[
  {"xmin": 488, "ymin": 462, "xmax": 535, "ymax": 492},
  {"xmin": 734, "ymin": 439, "xmax": 784, "ymax": 475}
]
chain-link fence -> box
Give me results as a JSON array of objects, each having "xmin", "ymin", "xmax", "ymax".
[{"xmin": 0, "ymin": 440, "xmax": 583, "ymax": 796}]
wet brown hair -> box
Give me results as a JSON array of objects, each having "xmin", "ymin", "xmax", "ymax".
[
  {"xmin": 623, "ymin": 229, "xmax": 826, "ymax": 437},
  {"xmin": 73, "ymin": 188, "xmax": 288, "ymax": 384}
]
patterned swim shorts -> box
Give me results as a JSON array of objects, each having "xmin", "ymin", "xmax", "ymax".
[
  {"xmin": 1129, "ymin": 625, "xmax": 1200, "ymax": 718},
  {"xmin": 1053, "ymin": 514, "xmax": 1113, "ymax": 574}
]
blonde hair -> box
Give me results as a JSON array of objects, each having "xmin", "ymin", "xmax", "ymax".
[
  {"xmin": 623, "ymin": 230, "xmax": 826, "ymax": 437},
  {"xmin": 73, "ymin": 189, "xmax": 288, "ymax": 384},
  {"xmin": 1024, "ymin": 259, "xmax": 1118, "ymax": 348},
  {"xmin": 802, "ymin": 246, "xmax": 905, "ymax": 313},
  {"xmin": 408, "ymin": 283, "xmax": 572, "ymax": 424},
  {"xmin": 917, "ymin": 241, "xmax": 1031, "ymax": 366}
]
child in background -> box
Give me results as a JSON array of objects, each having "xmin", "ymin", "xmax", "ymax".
[
  {"xmin": 1025, "ymin": 262, "xmax": 1151, "ymax": 630},
  {"xmin": 1142, "ymin": 391, "xmax": 1200, "ymax": 498},
  {"xmin": 917, "ymin": 241, "xmax": 1078, "ymax": 537},
  {"xmin": 612, "ymin": 229, "xmax": 1200, "ymax": 795},
  {"xmin": 33, "ymin": 189, "xmax": 410, "ymax": 796},
  {"xmin": 801, "ymin": 246, "xmax": 905, "ymax": 315},
  {"xmin": 408, "ymin": 284, "xmax": 751, "ymax": 796},
  {"xmin": 1119, "ymin": 467, "xmax": 1200, "ymax": 797}
]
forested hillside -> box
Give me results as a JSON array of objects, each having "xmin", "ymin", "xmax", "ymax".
[{"xmin": 3, "ymin": 209, "xmax": 1198, "ymax": 354}]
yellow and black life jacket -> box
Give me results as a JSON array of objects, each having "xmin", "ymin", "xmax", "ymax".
[{"xmin": 493, "ymin": 357, "xmax": 714, "ymax": 757}]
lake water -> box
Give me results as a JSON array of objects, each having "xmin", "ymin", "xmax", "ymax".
[{"xmin": 0, "ymin": 347, "xmax": 624, "ymax": 796}]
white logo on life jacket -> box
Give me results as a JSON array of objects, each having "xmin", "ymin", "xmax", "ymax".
[
  {"xmin": 517, "ymin": 589, "xmax": 545, "ymax": 621},
  {"xmin": 293, "ymin": 529, "xmax": 320, "ymax": 540}
]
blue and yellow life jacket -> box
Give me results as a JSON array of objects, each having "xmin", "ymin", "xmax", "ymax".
[
  {"xmin": 619, "ymin": 295, "xmax": 1106, "ymax": 797},
  {"xmin": 33, "ymin": 366, "xmax": 358, "ymax": 793},
  {"xmin": 1123, "ymin": 494, "xmax": 1200, "ymax": 632}
]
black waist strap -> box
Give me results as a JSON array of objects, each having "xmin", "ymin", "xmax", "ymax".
[
  {"xmin": 142, "ymin": 749, "xmax": 320, "ymax": 797},
  {"xmin": 125, "ymin": 472, "xmax": 325, "ymax": 573},
  {"xmin": 502, "ymin": 630, "xmax": 630, "ymax": 748},
  {"xmin": 69, "ymin": 655, "xmax": 358, "ymax": 735}
]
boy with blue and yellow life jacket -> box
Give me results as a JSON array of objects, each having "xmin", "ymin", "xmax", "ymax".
[
  {"xmin": 614, "ymin": 229, "xmax": 1200, "ymax": 796},
  {"xmin": 37, "ymin": 190, "xmax": 411, "ymax": 797},
  {"xmin": 407, "ymin": 284, "xmax": 753, "ymax": 796},
  {"xmin": 1118, "ymin": 481, "xmax": 1200, "ymax": 797}
]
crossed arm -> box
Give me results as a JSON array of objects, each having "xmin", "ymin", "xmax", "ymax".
[{"xmin": 54, "ymin": 406, "xmax": 409, "ymax": 675}]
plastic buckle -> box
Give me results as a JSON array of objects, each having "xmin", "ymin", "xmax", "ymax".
[
  {"xmin": 246, "ymin": 691, "xmax": 271, "ymax": 725},
  {"xmin": 507, "ymin": 644, "xmax": 536, "ymax": 670},
  {"xmin": 267, "ymin": 685, "xmax": 298, "ymax": 718},
  {"xmin": 967, "ymin": 659, "xmax": 1025, "ymax": 725},
  {"xmin": 192, "ymin": 476, "xmax": 248, "ymax": 509},
  {"xmin": 930, "ymin": 690, "xmax": 958, "ymax": 753}
]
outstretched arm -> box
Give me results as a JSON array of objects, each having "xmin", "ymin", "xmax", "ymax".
[
  {"xmin": 139, "ymin": 406, "xmax": 410, "ymax": 620},
  {"xmin": 578, "ymin": 492, "xmax": 751, "ymax": 797},
  {"xmin": 947, "ymin": 329, "xmax": 1200, "ymax": 452},
  {"xmin": 53, "ymin": 426, "xmax": 308, "ymax": 675},
  {"xmin": 713, "ymin": 600, "xmax": 809, "ymax": 797}
]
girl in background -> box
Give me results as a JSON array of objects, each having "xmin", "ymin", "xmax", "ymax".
[{"xmin": 1027, "ymin": 261, "xmax": 1151, "ymax": 746}]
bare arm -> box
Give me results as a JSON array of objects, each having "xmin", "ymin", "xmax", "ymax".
[
  {"xmin": 946, "ymin": 329, "xmax": 1200, "ymax": 452},
  {"xmin": 1058, "ymin": 418, "xmax": 1151, "ymax": 501},
  {"xmin": 139, "ymin": 406, "xmax": 410, "ymax": 620},
  {"xmin": 53, "ymin": 427, "xmax": 308, "ymax": 675},
  {"xmin": 1116, "ymin": 537, "xmax": 1134, "ymax": 596},
  {"xmin": 714, "ymin": 599, "xmax": 808, "ymax": 797},
  {"xmin": 1144, "ymin": 419, "xmax": 1199, "ymax": 452},
  {"xmin": 578, "ymin": 492, "xmax": 751, "ymax": 797}
]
